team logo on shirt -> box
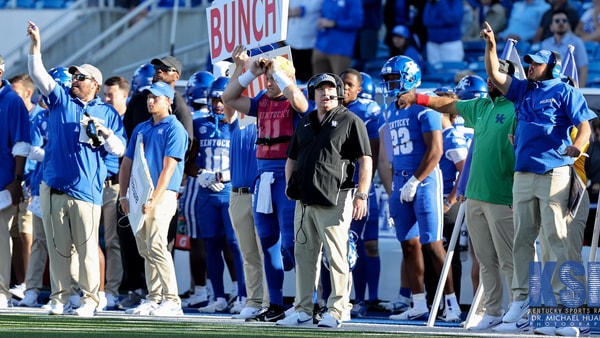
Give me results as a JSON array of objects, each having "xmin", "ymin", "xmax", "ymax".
[
  {"xmin": 199, "ymin": 126, "xmax": 208, "ymax": 134},
  {"xmin": 158, "ymin": 128, "xmax": 164, "ymax": 135},
  {"xmin": 332, "ymin": 121, "xmax": 337, "ymax": 127}
]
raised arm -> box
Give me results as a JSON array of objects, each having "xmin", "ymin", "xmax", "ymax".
[
  {"xmin": 266, "ymin": 58, "xmax": 308, "ymax": 113},
  {"xmin": 222, "ymin": 45, "xmax": 265, "ymax": 115},
  {"xmin": 482, "ymin": 21, "xmax": 511, "ymax": 95},
  {"xmin": 26, "ymin": 21, "xmax": 56, "ymax": 97}
]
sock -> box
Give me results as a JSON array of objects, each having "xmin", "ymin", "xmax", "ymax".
[
  {"xmin": 445, "ymin": 293, "xmax": 459, "ymax": 308},
  {"xmin": 366, "ymin": 256, "xmax": 380, "ymax": 301},
  {"xmin": 399, "ymin": 287, "xmax": 412, "ymax": 299},
  {"xmin": 413, "ymin": 293, "xmax": 427, "ymax": 310}
]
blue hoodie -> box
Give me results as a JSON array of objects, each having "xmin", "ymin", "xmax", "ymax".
[
  {"xmin": 423, "ymin": 0, "xmax": 464, "ymax": 44},
  {"xmin": 315, "ymin": 0, "xmax": 364, "ymax": 58}
]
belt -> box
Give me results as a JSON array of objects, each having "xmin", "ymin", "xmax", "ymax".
[
  {"xmin": 50, "ymin": 187, "xmax": 64, "ymax": 195},
  {"xmin": 232, "ymin": 187, "xmax": 250, "ymax": 194},
  {"xmin": 104, "ymin": 175, "xmax": 119, "ymax": 187}
]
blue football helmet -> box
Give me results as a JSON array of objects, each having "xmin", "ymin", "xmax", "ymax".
[
  {"xmin": 208, "ymin": 76, "xmax": 230, "ymax": 120},
  {"xmin": 358, "ymin": 72, "xmax": 375, "ymax": 100},
  {"xmin": 48, "ymin": 67, "xmax": 72, "ymax": 89},
  {"xmin": 186, "ymin": 71, "xmax": 215, "ymax": 107},
  {"xmin": 454, "ymin": 75, "xmax": 488, "ymax": 100},
  {"xmin": 131, "ymin": 63, "xmax": 154, "ymax": 94},
  {"xmin": 379, "ymin": 56, "xmax": 422, "ymax": 98}
]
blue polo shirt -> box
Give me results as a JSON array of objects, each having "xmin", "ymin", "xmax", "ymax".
[
  {"xmin": 229, "ymin": 119, "xmax": 258, "ymax": 191},
  {"xmin": 506, "ymin": 77, "xmax": 596, "ymax": 174},
  {"xmin": 43, "ymin": 84, "xmax": 126, "ymax": 204},
  {"xmin": 125, "ymin": 115, "xmax": 187, "ymax": 192},
  {"xmin": 0, "ymin": 80, "xmax": 32, "ymax": 190}
]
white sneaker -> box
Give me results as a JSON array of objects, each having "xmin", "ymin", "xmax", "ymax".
[
  {"xmin": 468, "ymin": 313, "xmax": 503, "ymax": 331},
  {"xmin": 126, "ymin": 299, "xmax": 159, "ymax": 315},
  {"xmin": 492, "ymin": 317, "xmax": 531, "ymax": 333},
  {"xmin": 181, "ymin": 291, "xmax": 209, "ymax": 308},
  {"xmin": 381, "ymin": 294, "xmax": 411, "ymax": 313},
  {"xmin": 440, "ymin": 303, "xmax": 462, "ymax": 322},
  {"xmin": 18, "ymin": 290, "xmax": 39, "ymax": 307},
  {"xmin": 556, "ymin": 326, "xmax": 591, "ymax": 337},
  {"xmin": 389, "ymin": 307, "xmax": 428, "ymax": 321},
  {"xmin": 276, "ymin": 311, "xmax": 313, "ymax": 326},
  {"xmin": 198, "ymin": 297, "xmax": 228, "ymax": 313},
  {"xmin": 534, "ymin": 326, "xmax": 557, "ymax": 335},
  {"xmin": 232, "ymin": 306, "xmax": 263, "ymax": 319},
  {"xmin": 47, "ymin": 302, "xmax": 73, "ymax": 315},
  {"xmin": 9, "ymin": 283, "xmax": 26, "ymax": 300},
  {"xmin": 97, "ymin": 291, "xmax": 108, "ymax": 312},
  {"xmin": 105, "ymin": 293, "xmax": 119, "ymax": 309},
  {"xmin": 317, "ymin": 312, "xmax": 342, "ymax": 328},
  {"xmin": 229, "ymin": 296, "xmax": 246, "ymax": 314},
  {"xmin": 284, "ymin": 306, "xmax": 296, "ymax": 317},
  {"xmin": 0, "ymin": 295, "xmax": 8, "ymax": 309},
  {"xmin": 74, "ymin": 303, "xmax": 96, "ymax": 317},
  {"xmin": 150, "ymin": 300, "xmax": 183, "ymax": 316},
  {"xmin": 502, "ymin": 300, "xmax": 528, "ymax": 323}
]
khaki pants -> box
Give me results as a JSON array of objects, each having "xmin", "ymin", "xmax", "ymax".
[
  {"xmin": 135, "ymin": 190, "xmax": 179, "ymax": 304},
  {"xmin": 0, "ymin": 205, "xmax": 17, "ymax": 299},
  {"xmin": 40, "ymin": 182, "xmax": 100, "ymax": 307},
  {"xmin": 293, "ymin": 190, "xmax": 353, "ymax": 320},
  {"xmin": 24, "ymin": 214, "xmax": 47, "ymax": 292},
  {"xmin": 466, "ymin": 199, "xmax": 514, "ymax": 316},
  {"xmin": 102, "ymin": 183, "xmax": 122, "ymax": 297},
  {"xmin": 229, "ymin": 191, "xmax": 268, "ymax": 309},
  {"xmin": 512, "ymin": 167, "xmax": 570, "ymax": 301}
]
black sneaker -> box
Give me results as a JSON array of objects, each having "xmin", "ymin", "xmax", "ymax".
[
  {"xmin": 313, "ymin": 304, "xmax": 326, "ymax": 324},
  {"xmin": 257, "ymin": 304, "xmax": 285, "ymax": 322},
  {"xmin": 244, "ymin": 307, "xmax": 268, "ymax": 322},
  {"xmin": 366, "ymin": 299, "xmax": 386, "ymax": 312}
]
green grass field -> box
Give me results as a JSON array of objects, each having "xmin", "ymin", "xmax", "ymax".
[{"xmin": 0, "ymin": 313, "xmax": 468, "ymax": 338}]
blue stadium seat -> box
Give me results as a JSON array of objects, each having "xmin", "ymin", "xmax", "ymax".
[
  {"xmin": 585, "ymin": 41, "xmax": 600, "ymax": 60},
  {"xmin": 463, "ymin": 40, "xmax": 486, "ymax": 63},
  {"xmin": 43, "ymin": 0, "xmax": 68, "ymax": 8},
  {"xmin": 16, "ymin": 0, "xmax": 40, "ymax": 8}
]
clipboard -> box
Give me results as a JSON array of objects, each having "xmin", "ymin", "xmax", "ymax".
[
  {"xmin": 128, "ymin": 134, "xmax": 154, "ymax": 234},
  {"xmin": 567, "ymin": 166, "xmax": 586, "ymax": 218}
]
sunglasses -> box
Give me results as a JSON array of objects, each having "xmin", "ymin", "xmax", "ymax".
[
  {"xmin": 72, "ymin": 74, "xmax": 91, "ymax": 81},
  {"xmin": 553, "ymin": 18, "xmax": 568, "ymax": 24},
  {"xmin": 153, "ymin": 64, "xmax": 177, "ymax": 73}
]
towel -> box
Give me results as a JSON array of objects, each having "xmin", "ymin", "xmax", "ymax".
[{"xmin": 256, "ymin": 172, "xmax": 275, "ymax": 214}]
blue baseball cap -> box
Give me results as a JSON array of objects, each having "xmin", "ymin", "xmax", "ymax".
[
  {"xmin": 144, "ymin": 81, "xmax": 174, "ymax": 100},
  {"xmin": 524, "ymin": 50, "xmax": 555, "ymax": 65},
  {"xmin": 392, "ymin": 25, "xmax": 410, "ymax": 38}
]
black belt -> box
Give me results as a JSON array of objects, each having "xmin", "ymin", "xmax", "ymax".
[
  {"xmin": 232, "ymin": 187, "xmax": 250, "ymax": 194},
  {"xmin": 50, "ymin": 187, "xmax": 64, "ymax": 195},
  {"xmin": 104, "ymin": 175, "xmax": 119, "ymax": 186}
]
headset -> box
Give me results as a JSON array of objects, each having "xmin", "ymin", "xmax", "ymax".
[
  {"xmin": 547, "ymin": 50, "xmax": 562, "ymax": 79},
  {"xmin": 306, "ymin": 73, "xmax": 345, "ymax": 101}
]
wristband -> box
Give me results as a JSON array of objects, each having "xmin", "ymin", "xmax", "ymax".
[
  {"xmin": 272, "ymin": 71, "xmax": 293, "ymax": 91},
  {"xmin": 238, "ymin": 71, "xmax": 257, "ymax": 88},
  {"xmin": 416, "ymin": 94, "xmax": 430, "ymax": 106},
  {"xmin": 119, "ymin": 196, "xmax": 128, "ymax": 202}
]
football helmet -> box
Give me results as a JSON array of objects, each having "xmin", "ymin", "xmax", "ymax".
[
  {"xmin": 130, "ymin": 63, "xmax": 154, "ymax": 94},
  {"xmin": 186, "ymin": 71, "xmax": 215, "ymax": 107},
  {"xmin": 48, "ymin": 67, "xmax": 72, "ymax": 89},
  {"xmin": 454, "ymin": 75, "xmax": 488, "ymax": 100},
  {"xmin": 358, "ymin": 72, "xmax": 375, "ymax": 100},
  {"xmin": 208, "ymin": 76, "xmax": 230, "ymax": 119},
  {"xmin": 379, "ymin": 56, "xmax": 421, "ymax": 98}
]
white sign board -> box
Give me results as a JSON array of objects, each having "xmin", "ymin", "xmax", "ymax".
[
  {"xmin": 206, "ymin": 0, "xmax": 289, "ymax": 63},
  {"xmin": 128, "ymin": 134, "xmax": 154, "ymax": 234}
]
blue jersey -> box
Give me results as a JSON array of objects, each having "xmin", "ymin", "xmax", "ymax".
[
  {"xmin": 347, "ymin": 98, "xmax": 382, "ymax": 139},
  {"xmin": 0, "ymin": 80, "xmax": 31, "ymax": 191},
  {"xmin": 23, "ymin": 104, "xmax": 46, "ymax": 185},
  {"xmin": 43, "ymin": 85, "xmax": 125, "ymax": 204},
  {"xmin": 439, "ymin": 127, "xmax": 468, "ymax": 195},
  {"xmin": 229, "ymin": 118, "xmax": 258, "ymax": 190},
  {"xmin": 193, "ymin": 113, "xmax": 231, "ymax": 195},
  {"xmin": 29, "ymin": 108, "xmax": 49, "ymax": 197},
  {"xmin": 506, "ymin": 77, "xmax": 596, "ymax": 174},
  {"xmin": 125, "ymin": 115, "xmax": 187, "ymax": 192},
  {"xmin": 384, "ymin": 103, "xmax": 443, "ymax": 170}
]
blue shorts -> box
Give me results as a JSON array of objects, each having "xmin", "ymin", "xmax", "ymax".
[
  {"xmin": 350, "ymin": 186, "xmax": 379, "ymax": 241},
  {"xmin": 253, "ymin": 170, "xmax": 295, "ymax": 249},
  {"xmin": 390, "ymin": 168, "xmax": 443, "ymax": 244}
]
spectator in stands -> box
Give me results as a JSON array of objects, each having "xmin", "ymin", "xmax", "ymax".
[
  {"xmin": 383, "ymin": 0, "xmax": 409, "ymax": 57},
  {"xmin": 353, "ymin": 0, "xmax": 383, "ymax": 72},
  {"xmin": 312, "ymin": 0, "xmax": 363, "ymax": 75},
  {"xmin": 390, "ymin": 25, "xmax": 426, "ymax": 73},
  {"xmin": 540, "ymin": 9, "xmax": 589, "ymax": 87},
  {"xmin": 498, "ymin": 0, "xmax": 550, "ymax": 43},
  {"xmin": 423, "ymin": 0, "xmax": 465, "ymax": 64},
  {"xmin": 575, "ymin": 0, "xmax": 600, "ymax": 43},
  {"xmin": 464, "ymin": 0, "xmax": 508, "ymax": 41},
  {"xmin": 531, "ymin": 0, "xmax": 580, "ymax": 43},
  {"xmin": 286, "ymin": 0, "xmax": 323, "ymax": 83}
]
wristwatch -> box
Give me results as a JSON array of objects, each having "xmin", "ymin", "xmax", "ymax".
[{"xmin": 354, "ymin": 191, "xmax": 368, "ymax": 200}]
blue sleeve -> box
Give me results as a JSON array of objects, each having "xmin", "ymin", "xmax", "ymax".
[
  {"xmin": 423, "ymin": 0, "xmax": 463, "ymax": 28},
  {"xmin": 505, "ymin": 76, "xmax": 528, "ymax": 104},
  {"xmin": 165, "ymin": 124, "xmax": 188, "ymax": 162},
  {"xmin": 419, "ymin": 109, "xmax": 443, "ymax": 133},
  {"xmin": 336, "ymin": 0, "xmax": 364, "ymax": 30},
  {"xmin": 565, "ymin": 89, "xmax": 596, "ymax": 126}
]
